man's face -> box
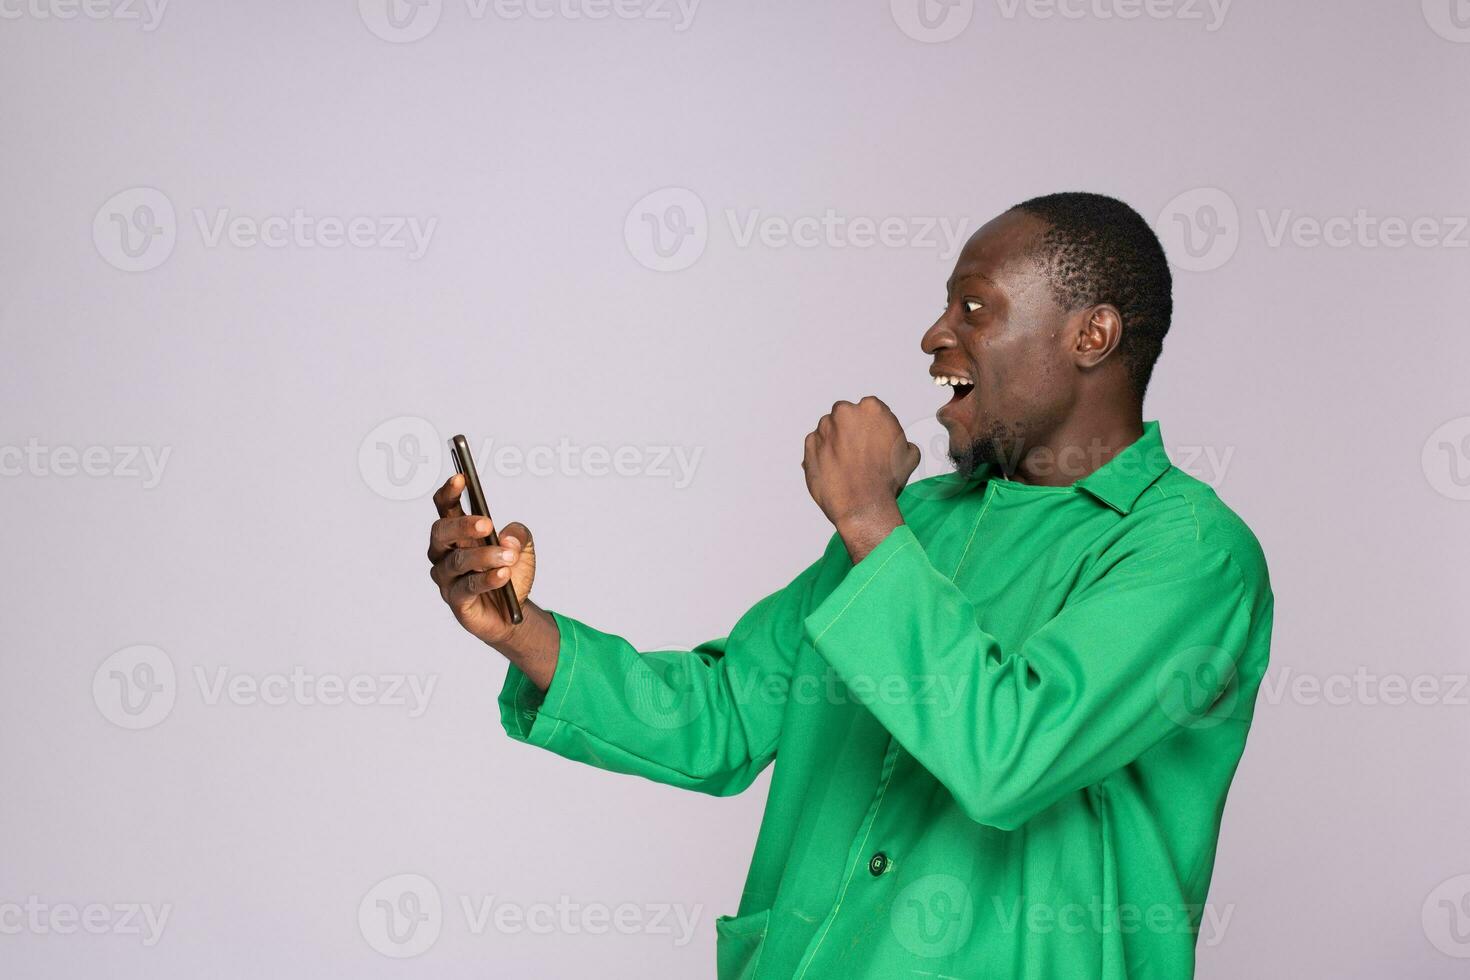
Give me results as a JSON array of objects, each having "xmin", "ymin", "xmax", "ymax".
[{"xmin": 922, "ymin": 210, "xmax": 1078, "ymax": 476}]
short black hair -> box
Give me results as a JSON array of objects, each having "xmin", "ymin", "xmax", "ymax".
[{"xmin": 1010, "ymin": 192, "xmax": 1173, "ymax": 398}]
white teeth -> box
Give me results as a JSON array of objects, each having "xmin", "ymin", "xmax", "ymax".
[{"xmin": 933, "ymin": 375, "xmax": 972, "ymax": 387}]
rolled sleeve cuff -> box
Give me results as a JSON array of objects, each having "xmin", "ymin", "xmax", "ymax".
[
  {"xmin": 497, "ymin": 608, "xmax": 584, "ymax": 749},
  {"xmin": 801, "ymin": 522, "xmax": 919, "ymax": 662}
]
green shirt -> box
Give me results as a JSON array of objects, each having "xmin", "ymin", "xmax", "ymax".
[{"xmin": 498, "ymin": 421, "xmax": 1273, "ymax": 979}]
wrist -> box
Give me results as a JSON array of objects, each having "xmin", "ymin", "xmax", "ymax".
[
  {"xmin": 834, "ymin": 502, "xmax": 903, "ymax": 564},
  {"xmin": 487, "ymin": 602, "xmax": 561, "ymax": 692}
]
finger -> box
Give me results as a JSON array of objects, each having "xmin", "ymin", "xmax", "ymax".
[
  {"xmin": 499, "ymin": 521, "xmax": 533, "ymax": 555},
  {"xmin": 428, "ymin": 514, "xmax": 494, "ymax": 562},
  {"xmin": 432, "ymin": 543, "xmax": 519, "ymax": 586},
  {"xmin": 433, "ymin": 474, "xmax": 466, "ymax": 519},
  {"xmin": 447, "ymin": 565, "xmax": 512, "ymax": 608}
]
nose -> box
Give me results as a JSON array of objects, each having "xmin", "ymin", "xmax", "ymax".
[{"xmin": 921, "ymin": 314, "xmax": 956, "ymax": 356}]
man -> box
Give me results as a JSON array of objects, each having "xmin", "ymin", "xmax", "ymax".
[{"xmin": 426, "ymin": 192, "xmax": 1273, "ymax": 978}]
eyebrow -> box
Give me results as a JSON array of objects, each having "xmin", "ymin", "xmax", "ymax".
[{"xmin": 945, "ymin": 271, "xmax": 997, "ymax": 294}]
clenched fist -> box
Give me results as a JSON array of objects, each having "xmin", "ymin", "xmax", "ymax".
[{"xmin": 802, "ymin": 396, "xmax": 919, "ymax": 562}]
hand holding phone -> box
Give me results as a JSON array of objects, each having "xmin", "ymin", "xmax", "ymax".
[
  {"xmin": 448, "ymin": 434, "xmax": 523, "ymax": 624},
  {"xmin": 427, "ymin": 437, "xmax": 535, "ymax": 645}
]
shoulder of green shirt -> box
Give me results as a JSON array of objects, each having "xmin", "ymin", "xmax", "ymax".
[
  {"xmin": 893, "ymin": 466, "xmax": 1271, "ymax": 595},
  {"xmin": 1138, "ymin": 465, "xmax": 1271, "ymax": 595}
]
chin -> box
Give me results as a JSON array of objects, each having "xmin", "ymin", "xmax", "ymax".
[{"xmin": 948, "ymin": 418, "xmax": 1016, "ymax": 478}]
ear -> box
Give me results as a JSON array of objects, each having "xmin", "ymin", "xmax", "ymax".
[{"xmin": 1072, "ymin": 304, "xmax": 1123, "ymax": 369}]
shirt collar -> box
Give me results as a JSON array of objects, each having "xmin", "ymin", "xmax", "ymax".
[
  {"xmin": 962, "ymin": 420, "xmax": 1171, "ymax": 515},
  {"xmin": 1075, "ymin": 420, "xmax": 1171, "ymax": 514}
]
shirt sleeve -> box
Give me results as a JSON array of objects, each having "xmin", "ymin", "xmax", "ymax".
[
  {"xmin": 801, "ymin": 521, "xmax": 1260, "ymax": 830},
  {"xmin": 497, "ymin": 538, "xmax": 842, "ymax": 797}
]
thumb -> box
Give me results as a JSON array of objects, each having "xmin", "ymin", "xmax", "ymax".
[{"xmin": 500, "ymin": 521, "xmax": 534, "ymax": 553}]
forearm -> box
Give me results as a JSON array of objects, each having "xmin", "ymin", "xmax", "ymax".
[{"xmin": 489, "ymin": 600, "xmax": 561, "ymax": 692}]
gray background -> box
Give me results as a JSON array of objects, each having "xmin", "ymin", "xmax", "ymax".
[{"xmin": 2, "ymin": 0, "xmax": 1468, "ymax": 976}]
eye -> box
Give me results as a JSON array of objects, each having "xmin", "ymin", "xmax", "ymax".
[{"xmin": 964, "ymin": 299, "xmax": 984, "ymax": 314}]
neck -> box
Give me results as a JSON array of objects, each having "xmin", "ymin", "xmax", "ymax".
[{"xmin": 1009, "ymin": 407, "xmax": 1144, "ymax": 487}]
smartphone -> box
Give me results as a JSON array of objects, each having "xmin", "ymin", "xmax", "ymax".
[{"xmin": 448, "ymin": 434, "xmax": 523, "ymax": 625}]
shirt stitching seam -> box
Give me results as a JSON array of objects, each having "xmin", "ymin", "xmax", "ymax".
[
  {"xmin": 1152, "ymin": 477, "xmax": 1201, "ymax": 541},
  {"xmin": 809, "ymin": 537, "xmax": 915, "ymax": 647},
  {"xmin": 951, "ymin": 488, "xmax": 995, "ymax": 579},
  {"xmin": 541, "ymin": 622, "xmax": 580, "ymax": 746}
]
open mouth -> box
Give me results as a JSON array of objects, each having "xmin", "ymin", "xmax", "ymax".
[{"xmin": 933, "ymin": 373, "xmax": 975, "ymax": 404}]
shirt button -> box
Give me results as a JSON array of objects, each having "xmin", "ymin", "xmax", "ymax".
[{"xmin": 868, "ymin": 852, "xmax": 889, "ymax": 877}]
